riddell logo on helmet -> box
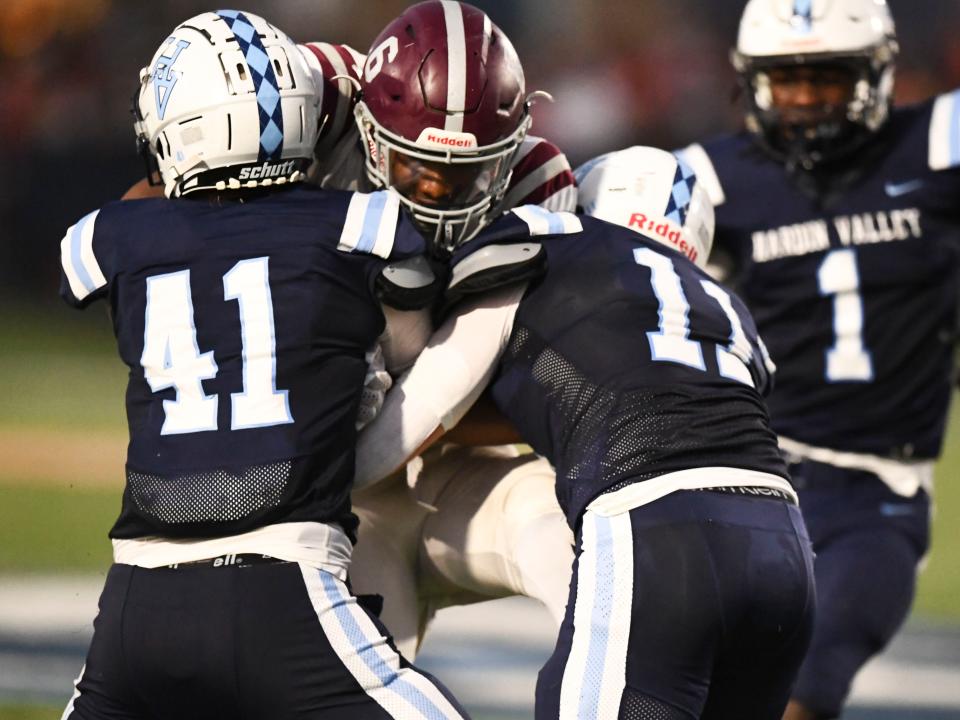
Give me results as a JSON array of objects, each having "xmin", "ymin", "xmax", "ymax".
[
  {"xmin": 416, "ymin": 128, "xmax": 478, "ymax": 150},
  {"xmin": 629, "ymin": 213, "xmax": 698, "ymax": 263},
  {"xmin": 238, "ymin": 160, "xmax": 297, "ymax": 180}
]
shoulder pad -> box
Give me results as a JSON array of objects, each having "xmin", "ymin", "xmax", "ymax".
[
  {"xmin": 674, "ymin": 143, "xmax": 726, "ymax": 207},
  {"xmin": 376, "ymin": 255, "xmax": 439, "ymax": 311},
  {"xmin": 929, "ymin": 89, "xmax": 960, "ymax": 171},
  {"xmin": 60, "ymin": 208, "xmax": 107, "ymax": 306},
  {"xmin": 441, "ymin": 243, "xmax": 545, "ymax": 317}
]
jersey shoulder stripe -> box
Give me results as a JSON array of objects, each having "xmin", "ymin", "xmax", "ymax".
[
  {"xmin": 299, "ymin": 42, "xmax": 364, "ymax": 153},
  {"xmin": 928, "ymin": 88, "xmax": 960, "ymax": 171},
  {"xmin": 511, "ymin": 205, "xmax": 583, "ymax": 236},
  {"xmin": 60, "ymin": 209, "xmax": 106, "ymax": 304},
  {"xmin": 338, "ymin": 191, "xmax": 402, "ymax": 259},
  {"xmin": 675, "ymin": 142, "xmax": 726, "ymax": 207},
  {"xmin": 503, "ymin": 136, "xmax": 577, "ymax": 211}
]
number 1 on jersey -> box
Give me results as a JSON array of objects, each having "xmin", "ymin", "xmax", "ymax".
[
  {"xmin": 817, "ymin": 249, "xmax": 873, "ymax": 382},
  {"xmin": 224, "ymin": 257, "xmax": 293, "ymax": 429}
]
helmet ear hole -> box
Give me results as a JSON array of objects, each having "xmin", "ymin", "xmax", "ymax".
[{"xmin": 155, "ymin": 138, "xmax": 165, "ymax": 159}]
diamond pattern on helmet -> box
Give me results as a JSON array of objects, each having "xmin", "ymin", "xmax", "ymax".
[
  {"xmin": 216, "ymin": 10, "xmax": 284, "ymax": 161},
  {"xmin": 127, "ymin": 460, "xmax": 291, "ymax": 524},
  {"xmin": 664, "ymin": 158, "xmax": 697, "ymax": 228}
]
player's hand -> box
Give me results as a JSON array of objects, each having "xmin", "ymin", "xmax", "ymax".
[{"xmin": 356, "ymin": 344, "xmax": 392, "ymax": 430}]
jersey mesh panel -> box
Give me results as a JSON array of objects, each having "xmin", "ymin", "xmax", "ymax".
[
  {"xmin": 619, "ymin": 689, "xmax": 692, "ymax": 720},
  {"xmin": 127, "ymin": 461, "xmax": 291, "ymax": 524},
  {"xmin": 506, "ymin": 323, "xmax": 784, "ymax": 518}
]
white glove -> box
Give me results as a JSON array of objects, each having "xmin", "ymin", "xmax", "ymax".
[{"xmin": 356, "ymin": 344, "xmax": 393, "ymax": 431}]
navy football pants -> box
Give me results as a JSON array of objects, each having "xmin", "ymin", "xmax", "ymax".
[
  {"xmin": 536, "ymin": 490, "xmax": 816, "ymax": 720},
  {"xmin": 789, "ymin": 460, "xmax": 931, "ymax": 718},
  {"xmin": 62, "ymin": 561, "xmax": 470, "ymax": 720}
]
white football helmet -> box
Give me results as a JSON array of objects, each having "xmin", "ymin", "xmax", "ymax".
[
  {"xmin": 576, "ymin": 146, "xmax": 715, "ymax": 269},
  {"xmin": 732, "ymin": 0, "xmax": 898, "ymax": 164},
  {"xmin": 133, "ymin": 10, "xmax": 321, "ymax": 198}
]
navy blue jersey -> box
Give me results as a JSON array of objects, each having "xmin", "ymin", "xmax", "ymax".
[
  {"xmin": 680, "ymin": 91, "xmax": 960, "ymax": 460},
  {"xmin": 59, "ymin": 187, "xmax": 429, "ymax": 540},
  {"xmin": 471, "ymin": 211, "xmax": 788, "ymax": 527}
]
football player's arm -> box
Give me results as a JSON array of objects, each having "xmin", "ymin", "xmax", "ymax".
[
  {"xmin": 353, "ymin": 282, "xmax": 525, "ymax": 490},
  {"xmin": 60, "ymin": 209, "xmax": 111, "ymax": 308},
  {"xmin": 355, "ymin": 306, "xmax": 433, "ymax": 431}
]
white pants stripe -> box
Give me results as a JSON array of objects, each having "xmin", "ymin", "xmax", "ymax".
[
  {"xmin": 559, "ymin": 510, "xmax": 634, "ymax": 719},
  {"xmin": 299, "ymin": 564, "xmax": 465, "ymax": 720}
]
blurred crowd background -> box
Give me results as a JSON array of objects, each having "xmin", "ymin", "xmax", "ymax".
[{"xmin": 2, "ymin": 0, "xmax": 959, "ymax": 307}]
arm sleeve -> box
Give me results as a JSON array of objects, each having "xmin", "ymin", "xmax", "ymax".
[
  {"xmin": 379, "ymin": 305, "xmax": 433, "ymax": 376},
  {"xmin": 353, "ymin": 283, "xmax": 525, "ymax": 489}
]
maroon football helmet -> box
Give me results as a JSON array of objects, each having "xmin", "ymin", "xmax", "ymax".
[{"xmin": 355, "ymin": 0, "xmax": 532, "ymax": 254}]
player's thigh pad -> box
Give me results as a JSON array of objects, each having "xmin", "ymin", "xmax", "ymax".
[
  {"xmin": 419, "ymin": 444, "xmax": 572, "ymax": 600},
  {"xmin": 535, "ymin": 491, "xmax": 814, "ymax": 720},
  {"xmin": 64, "ymin": 562, "xmax": 469, "ymax": 720}
]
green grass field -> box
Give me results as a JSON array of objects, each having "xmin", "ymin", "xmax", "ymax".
[{"xmin": 1, "ymin": 303, "xmax": 959, "ymax": 618}]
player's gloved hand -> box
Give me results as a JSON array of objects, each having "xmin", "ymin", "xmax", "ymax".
[{"xmin": 356, "ymin": 344, "xmax": 393, "ymax": 430}]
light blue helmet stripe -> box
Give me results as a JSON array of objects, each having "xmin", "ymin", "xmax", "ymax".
[{"xmin": 216, "ymin": 10, "xmax": 285, "ymax": 161}]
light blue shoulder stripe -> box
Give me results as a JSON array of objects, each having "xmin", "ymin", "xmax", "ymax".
[
  {"xmin": 69, "ymin": 210, "xmax": 101, "ymax": 295},
  {"xmin": 356, "ymin": 191, "xmax": 389, "ymax": 254}
]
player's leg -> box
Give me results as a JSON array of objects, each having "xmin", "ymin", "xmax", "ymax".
[
  {"xmin": 237, "ymin": 562, "xmax": 470, "ymax": 719},
  {"xmin": 537, "ymin": 493, "xmax": 715, "ymax": 720},
  {"xmin": 700, "ymin": 499, "xmax": 816, "ymax": 720},
  {"xmin": 416, "ymin": 444, "xmax": 574, "ymax": 626},
  {"xmin": 350, "ymin": 469, "xmax": 432, "ymax": 659},
  {"xmin": 61, "ymin": 565, "xmax": 150, "ymax": 720},
  {"xmin": 536, "ymin": 491, "xmax": 814, "ymax": 720},
  {"xmin": 786, "ymin": 462, "xmax": 930, "ymax": 719}
]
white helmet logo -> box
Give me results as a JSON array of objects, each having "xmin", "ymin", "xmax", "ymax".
[
  {"xmin": 153, "ymin": 37, "xmax": 191, "ymax": 120},
  {"xmin": 364, "ymin": 36, "xmax": 399, "ymax": 83}
]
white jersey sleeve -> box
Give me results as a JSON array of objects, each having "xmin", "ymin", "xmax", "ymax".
[
  {"xmin": 929, "ymin": 89, "xmax": 960, "ymax": 171},
  {"xmin": 353, "ymin": 284, "xmax": 525, "ymax": 489}
]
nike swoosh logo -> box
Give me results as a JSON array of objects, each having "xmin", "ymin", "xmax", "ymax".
[
  {"xmin": 880, "ymin": 502, "xmax": 915, "ymax": 517},
  {"xmin": 884, "ymin": 179, "xmax": 924, "ymax": 197}
]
